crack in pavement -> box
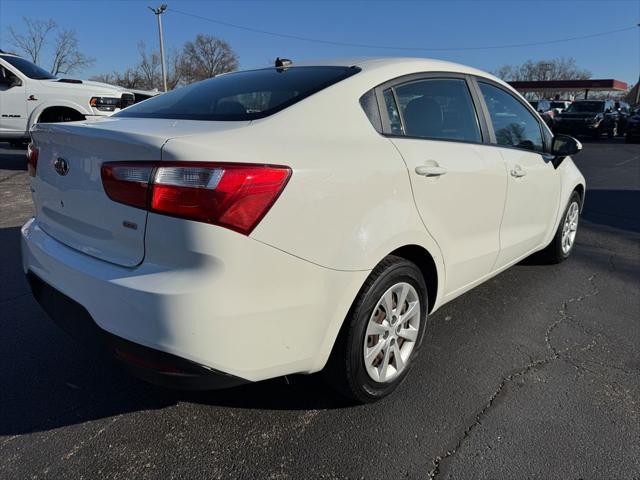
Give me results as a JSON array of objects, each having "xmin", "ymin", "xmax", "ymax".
[
  {"xmin": 60, "ymin": 414, "xmax": 124, "ymax": 462},
  {"xmin": 426, "ymin": 275, "xmax": 600, "ymax": 479}
]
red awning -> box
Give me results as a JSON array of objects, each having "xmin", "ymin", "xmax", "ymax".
[{"xmin": 509, "ymin": 79, "xmax": 628, "ymax": 92}]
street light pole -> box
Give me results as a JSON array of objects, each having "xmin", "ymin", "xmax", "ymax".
[{"xmin": 149, "ymin": 4, "xmax": 168, "ymax": 92}]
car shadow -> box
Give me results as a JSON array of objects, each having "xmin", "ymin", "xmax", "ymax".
[
  {"xmin": 1, "ymin": 214, "xmax": 638, "ymax": 437},
  {"xmin": 0, "ymin": 225, "xmax": 353, "ymax": 436}
]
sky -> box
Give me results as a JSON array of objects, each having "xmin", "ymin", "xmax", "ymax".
[{"xmin": 0, "ymin": 0, "xmax": 638, "ymax": 85}]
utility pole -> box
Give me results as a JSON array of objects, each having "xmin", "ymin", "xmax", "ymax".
[{"xmin": 149, "ymin": 4, "xmax": 168, "ymax": 92}]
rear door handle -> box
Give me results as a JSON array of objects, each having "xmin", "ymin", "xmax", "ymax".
[
  {"xmin": 415, "ymin": 165, "xmax": 448, "ymax": 177},
  {"xmin": 510, "ymin": 165, "xmax": 527, "ymax": 178}
]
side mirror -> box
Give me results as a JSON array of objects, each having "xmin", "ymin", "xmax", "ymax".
[{"xmin": 552, "ymin": 134, "xmax": 582, "ymax": 157}]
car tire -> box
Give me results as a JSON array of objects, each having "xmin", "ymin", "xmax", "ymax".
[
  {"xmin": 324, "ymin": 255, "xmax": 428, "ymax": 403},
  {"xmin": 534, "ymin": 192, "xmax": 581, "ymax": 264},
  {"xmin": 608, "ymin": 125, "xmax": 617, "ymax": 138}
]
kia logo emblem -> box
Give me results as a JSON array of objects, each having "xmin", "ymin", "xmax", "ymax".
[{"xmin": 54, "ymin": 157, "xmax": 69, "ymax": 176}]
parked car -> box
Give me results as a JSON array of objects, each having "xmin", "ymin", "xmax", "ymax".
[
  {"xmin": 21, "ymin": 58, "xmax": 585, "ymax": 402},
  {"xmin": 550, "ymin": 100, "xmax": 572, "ymax": 114},
  {"xmin": 553, "ymin": 99, "xmax": 618, "ymax": 138},
  {"xmin": 625, "ymin": 108, "xmax": 640, "ymax": 143},
  {"xmin": 612, "ymin": 101, "xmax": 631, "ymax": 136},
  {"xmin": 0, "ymin": 50, "xmax": 136, "ymax": 147},
  {"xmin": 529, "ymin": 98, "xmax": 554, "ymax": 127}
]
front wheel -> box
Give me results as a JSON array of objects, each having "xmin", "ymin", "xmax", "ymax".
[
  {"xmin": 535, "ymin": 192, "xmax": 581, "ymax": 264},
  {"xmin": 324, "ymin": 256, "xmax": 428, "ymax": 403}
]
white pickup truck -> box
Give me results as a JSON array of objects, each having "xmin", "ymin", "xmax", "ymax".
[{"xmin": 0, "ymin": 51, "xmax": 143, "ymax": 147}]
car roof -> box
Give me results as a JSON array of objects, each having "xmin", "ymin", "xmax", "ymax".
[
  {"xmin": 281, "ymin": 57, "xmax": 510, "ymax": 91},
  {"xmin": 295, "ymin": 56, "xmax": 493, "ymax": 74}
]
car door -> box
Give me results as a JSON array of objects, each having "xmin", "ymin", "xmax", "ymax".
[
  {"xmin": 378, "ymin": 75, "xmax": 508, "ymax": 296},
  {"xmin": 475, "ymin": 80, "xmax": 561, "ymax": 269},
  {"xmin": 0, "ymin": 63, "xmax": 27, "ymax": 135}
]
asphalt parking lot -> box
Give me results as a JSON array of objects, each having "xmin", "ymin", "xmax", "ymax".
[{"xmin": 1, "ymin": 138, "xmax": 638, "ymax": 479}]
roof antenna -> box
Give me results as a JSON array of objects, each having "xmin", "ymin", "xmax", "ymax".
[{"xmin": 275, "ymin": 57, "xmax": 292, "ymax": 70}]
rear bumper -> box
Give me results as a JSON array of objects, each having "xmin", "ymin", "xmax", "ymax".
[
  {"xmin": 26, "ymin": 272, "xmax": 247, "ymax": 390},
  {"xmin": 21, "ymin": 216, "xmax": 368, "ymax": 384}
]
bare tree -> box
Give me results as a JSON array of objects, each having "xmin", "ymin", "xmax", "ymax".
[
  {"xmin": 181, "ymin": 34, "xmax": 238, "ymax": 83},
  {"xmin": 492, "ymin": 57, "xmax": 591, "ymax": 99},
  {"xmin": 89, "ymin": 68, "xmax": 143, "ymax": 89},
  {"xmin": 91, "ymin": 34, "xmax": 238, "ymax": 90},
  {"xmin": 136, "ymin": 42, "xmax": 182, "ymax": 90},
  {"xmin": 50, "ymin": 29, "xmax": 95, "ymax": 76},
  {"xmin": 7, "ymin": 17, "xmax": 56, "ymax": 64},
  {"xmin": 493, "ymin": 58, "xmax": 591, "ymax": 82},
  {"xmin": 6, "ymin": 17, "xmax": 94, "ymax": 75}
]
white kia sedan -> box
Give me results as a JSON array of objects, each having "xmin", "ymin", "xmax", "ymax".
[{"xmin": 21, "ymin": 58, "xmax": 585, "ymax": 402}]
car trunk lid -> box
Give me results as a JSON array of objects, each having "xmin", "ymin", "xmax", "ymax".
[{"xmin": 30, "ymin": 119, "xmax": 248, "ymax": 267}]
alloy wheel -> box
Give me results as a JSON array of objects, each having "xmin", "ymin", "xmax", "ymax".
[
  {"xmin": 363, "ymin": 282, "xmax": 420, "ymax": 383},
  {"xmin": 561, "ymin": 201, "xmax": 579, "ymax": 254}
]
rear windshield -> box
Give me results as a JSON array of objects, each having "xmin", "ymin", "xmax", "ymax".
[{"xmin": 115, "ymin": 66, "xmax": 360, "ymax": 121}]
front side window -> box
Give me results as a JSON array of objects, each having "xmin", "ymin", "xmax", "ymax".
[
  {"xmin": 116, "ymin": 66, "xmax": 359, "ymax": 121},
  {"xmin": 392, "ymin": 78, "xmax": 481, "ymax": 142},
  {"xmin": 479, "ymin": 82, "xmax": 543, "ymax": 152}
]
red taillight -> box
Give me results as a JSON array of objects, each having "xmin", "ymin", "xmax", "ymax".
[
  {"xmin": 101, "ymin": 162, "xmax": 291, "ymax": 235},
  {"xmin": 101, "ymin": 163, "xmax": 154, "ymax": 209},
  {"xmin": 26, "ymin": 143, "xmax": 39, "ymax": 177}
]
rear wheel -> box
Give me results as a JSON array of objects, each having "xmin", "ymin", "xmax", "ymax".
[
  {"xmin": 535, "ymin": 192, "xmax": 581, "ymax": 264},
  {"xmin": 324, "ymin": 256, "xmax": 427, "ymax": 403}
]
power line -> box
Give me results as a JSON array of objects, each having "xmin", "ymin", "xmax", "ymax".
[{"xmin": 169, "ymin": 8, "xmax": 636, "ymax": 52}]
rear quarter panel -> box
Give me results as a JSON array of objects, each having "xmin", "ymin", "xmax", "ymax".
[{"xmin": 161, "ymin": 81, "xmax": 446, "ymax": 308}]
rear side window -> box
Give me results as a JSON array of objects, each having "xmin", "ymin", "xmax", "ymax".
[
  {"xmin": 392, "ymin": 78, "xmax": 482, "ymax": 142},
  {"xmin": 116, "ymin": 66, "xmax": 360, "ymax": 121},
  {"xmin": 478, "ymin": 82, "xmax": 543, "ymax": 153},
  {"xmin": 383, "ymin": 89, "xmax": 403, "ymax": 135}
]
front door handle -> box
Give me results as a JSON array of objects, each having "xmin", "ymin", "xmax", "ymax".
[
  {"xmin": 510, "ymin": 165, "xmax": 527, "ymax": 178},
  {"xmin": 415, "ymin": 165, "xmax": 448, "ymax": 177}
]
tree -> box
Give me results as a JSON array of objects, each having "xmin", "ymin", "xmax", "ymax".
[
  {"xmin": 6, "ymin": 17, "xmax": 94, "ymax": 75},
  {"xmin": 91, "ymin": 34, "xmax": 238, "ymax": 90},
  {"xmin": 492, "ymin": 58, "xmax": 591, "ymax": 82},
  {"xmin": 181, "ymin": 34, "xmax": 238, "ymax": 83},
  {"xmin": 7, "ymin": 17, "xmax": 56, "ymax": 64},
  {"xmin": 492, "ymin": 57, "xmax": 591, "ymax": 99},
  {"xmin": 50, "ymin": 29, "xmax": 94, "ymax": 75},
  {"xmin": 135, "ymin": 42, "xmax": 183, "ymax": 90}
]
